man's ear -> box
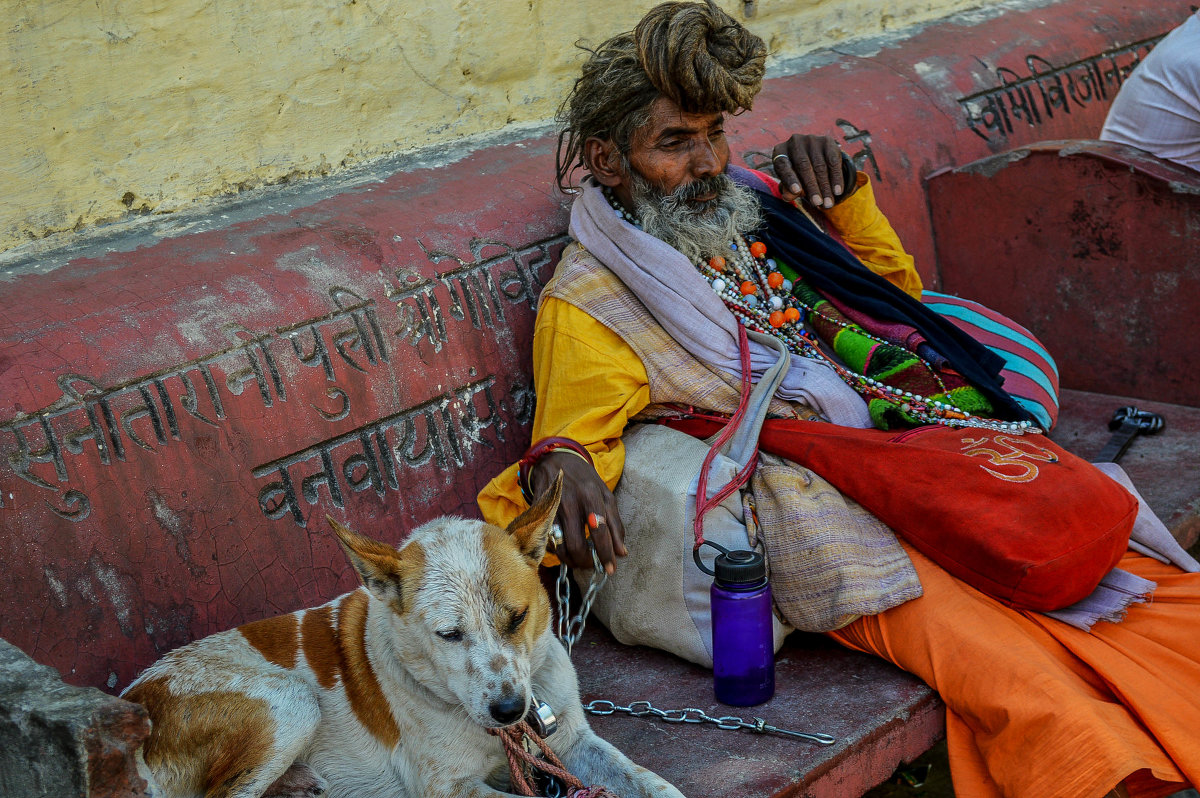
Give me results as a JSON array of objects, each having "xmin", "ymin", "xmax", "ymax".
[
  {"xmin": 505, "ymin": 472, "xmax": 563, "ymax": 567},
  {"xmin": 327, "ymin": 516, "xmax": 415, "ymax": 612},
  {"xmin": 583, "ymin": 137, "xmax": 626, "ymax": 188}
]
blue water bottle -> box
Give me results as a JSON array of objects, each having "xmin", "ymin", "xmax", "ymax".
[{"xmin": 695, "ymin": 541, "xmax": 775, "ymax": 706}]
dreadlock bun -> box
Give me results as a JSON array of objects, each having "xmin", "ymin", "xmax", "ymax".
[
  {"xmin": 634, "ymin": 0, "xmax": 767, "ymax": 114},
  {"xmin": 554, "ymin": 1, "xmax": 767, "ymax": 191}
]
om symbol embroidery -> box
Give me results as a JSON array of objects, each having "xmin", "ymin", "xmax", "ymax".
[{"xmin": 960, "ymin": 435, "xmax": 1059, "ymax": 482}]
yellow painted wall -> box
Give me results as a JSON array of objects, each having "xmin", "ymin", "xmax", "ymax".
[{"xmin": 1, "ymin": 0, "xmax": 994, "ymax": 254}]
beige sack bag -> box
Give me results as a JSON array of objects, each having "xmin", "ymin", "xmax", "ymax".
[
  {"xmin": 574, "ymin": 331, "xmax": 796, "ymax": 667},
  {"xmin": 577, "ymin": 422, "xmax": 792, "ymax": 667}
]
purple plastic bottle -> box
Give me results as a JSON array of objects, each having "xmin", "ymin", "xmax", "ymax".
[{"xmin": 698, "ymin": 543, "xmax": 776, "ymax": 706}]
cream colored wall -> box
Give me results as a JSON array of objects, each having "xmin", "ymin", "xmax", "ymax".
[{"xmin": 1, "ymin": 0, "xmax": 993, "ymax": 254}]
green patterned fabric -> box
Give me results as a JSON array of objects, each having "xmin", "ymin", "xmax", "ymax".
[{"xmin": 790, "ymin": 280, "xmax": 995, "ymax": 429}]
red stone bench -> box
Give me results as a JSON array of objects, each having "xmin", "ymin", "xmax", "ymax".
[{"xmin": 1, "ymin": 1, "xmax": 1197, "ymax": 796}]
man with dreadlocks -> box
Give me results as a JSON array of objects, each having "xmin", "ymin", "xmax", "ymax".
[{"xmin": 479, "ymin": 2, "xmax": 1200, "ymax": 796}]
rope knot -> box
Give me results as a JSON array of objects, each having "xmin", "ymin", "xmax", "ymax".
[{"xmin": 489, "ymin": 720, "xmax": 619, "ymax": 797}]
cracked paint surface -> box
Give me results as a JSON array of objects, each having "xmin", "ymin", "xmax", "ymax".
[{"xmin": 0, "ymin": 136, "xmax": 566, "ymax": 690}]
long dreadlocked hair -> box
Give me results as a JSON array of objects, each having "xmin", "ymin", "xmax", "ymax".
[{"xmin": 554, "ymin": 0, "xmax": 767, "ymax": 193}]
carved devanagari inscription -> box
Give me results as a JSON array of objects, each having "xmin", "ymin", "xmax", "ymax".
[{"xmin": 958, "ymin": 36, "xmax": 1166, "ymax": 142}]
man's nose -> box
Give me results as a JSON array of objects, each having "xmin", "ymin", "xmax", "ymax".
[{"xmin": 692, "ymin": 138, "xmax": 722, "ymax": 178}]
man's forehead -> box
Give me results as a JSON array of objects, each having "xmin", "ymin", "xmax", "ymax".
[{"xmin": 638, "ymin": 97, "xmax": 724, "ymax": 139}]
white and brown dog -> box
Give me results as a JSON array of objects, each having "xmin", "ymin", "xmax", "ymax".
[{"xmin": 123, "ymin": 478, "xmax": 684, "ymax": 798}]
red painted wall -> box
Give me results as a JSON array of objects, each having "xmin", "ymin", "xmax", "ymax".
[
  {"xmin": 930, "ymin": 142, "xmax": 1200, "ymax": 406},
  {"xmin": 0, "ymin": 150, "xmax": 567, "ymax": 689}
]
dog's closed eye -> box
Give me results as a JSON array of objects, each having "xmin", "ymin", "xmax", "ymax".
[
  {"xmin": 506, "ymin": 608, "xmax": 528, "ymax": 636},
  {"xmin": 436, "ymin": 628, "xmax": 463, "ymax": 642}
]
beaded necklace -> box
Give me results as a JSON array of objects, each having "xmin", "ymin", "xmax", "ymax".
[{"xmin": 604, "ymin": 187, "xmax": 1036, "ymax": 434}]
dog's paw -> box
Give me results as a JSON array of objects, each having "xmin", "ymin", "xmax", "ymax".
[{"xmin": 263, "ymin": 762, "xmax": 329, "ymax": 798}]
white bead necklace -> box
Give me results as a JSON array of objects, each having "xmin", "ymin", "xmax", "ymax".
[{"xmin": 602, "ymin": 188, "xmax": 1036, "ymax": 433}]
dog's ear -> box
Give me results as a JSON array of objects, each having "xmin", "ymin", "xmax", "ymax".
[
  {"xmin": 505, "ymin": 471, "xmax": 563, "ymax": 567},
  {"xmin": 327, "ymin": 516, "xmax": 417, "ymax": 613}
]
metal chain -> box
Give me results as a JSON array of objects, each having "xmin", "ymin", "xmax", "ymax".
[
  {"xmin": 583, "ymin": 700, "xmax": 835, "ymax": 746},
  {"xmin": 585, "ymin": 699, "xmax": 744, "ymax": 729},
  {"xmin": 555, "ymin": 552, "xmax": 606, "ymax": 656}
]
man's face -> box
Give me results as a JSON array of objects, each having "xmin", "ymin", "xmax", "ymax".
[
  {"xmin": 616, "ymin": 95, "xmax": 730, "ymax": 209},
  {"xmin": 587, "ymin": 94, "xmax": 759, "ymax": 261},
  {"xmin": 609, "ymin": 96, "xmax": 761, "ymax": 263}
]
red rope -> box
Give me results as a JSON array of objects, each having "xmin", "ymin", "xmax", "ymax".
[
  {"xmin": 693, "ymin": 324, "xmax": 760, "ymax": 548},
  {"xmin": 488, "ymin": 721, "xmax": 618, "ymax": 798}
]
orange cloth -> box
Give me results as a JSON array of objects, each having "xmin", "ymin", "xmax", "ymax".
[{"xmin": 828, "ymin": 543, "xmax": 1200, "ymax": 798}]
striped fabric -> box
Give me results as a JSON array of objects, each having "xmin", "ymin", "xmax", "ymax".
[{"xmin": 922, "ymin": 291, "xmax": 1061, "ymax": 430}]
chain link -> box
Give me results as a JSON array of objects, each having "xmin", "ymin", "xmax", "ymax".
[
  {"xmin": 555, "ymin": 554, "xmax": 606, "ymax": 656},
  {"xmin": 584, "ymin": 700, "xmax": 746, "ymax": 730},
  {"xmin": 582, "ymin": 699, "xmax": 835, "ymax": 745}
]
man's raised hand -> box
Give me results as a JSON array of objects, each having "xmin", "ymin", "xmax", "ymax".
[
  {"xmin": 529, "ymin": 451, "xmax": 627, "ymax": 574},
  {"xmin": 771, "ymin": 133, "xmax": 856, "ymax": 209}
]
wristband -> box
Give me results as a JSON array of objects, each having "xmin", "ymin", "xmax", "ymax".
[
  {"xmin": 517, "ymin": 437, "xmax": 595, "ymax": 503},
  {"xmin": 836, "ymin": 151, "xmax": 858, "ymax": 203}
]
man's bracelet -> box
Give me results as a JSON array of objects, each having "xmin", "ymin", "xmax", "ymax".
[
  {"xmin": 517, "ymin": 437, "xmax": 595, "ymax": 503},
  {"xmin": 838, "ymin": 151, "xmax": 858, "ymax": 201}
]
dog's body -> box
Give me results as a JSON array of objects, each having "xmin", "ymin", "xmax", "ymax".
[{"xmin": 123, "ymin": 482, "xmax": 684, "ymax": 798}]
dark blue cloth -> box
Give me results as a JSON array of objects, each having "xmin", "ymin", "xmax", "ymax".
[{"xmin": 729, "ymin": 166, "xmax": 1033, "ymax": 422}]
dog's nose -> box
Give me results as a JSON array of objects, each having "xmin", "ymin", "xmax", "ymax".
[{"xmin": 489, "ymin": 696, "xmax": 526, "ymax": 725}]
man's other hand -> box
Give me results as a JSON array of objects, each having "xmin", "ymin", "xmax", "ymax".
[
  {"xmin": 772, "ymin": 134, "xmax": 856, "ymax": 209},
  {"xmin": 529, "ymin": 451, "xmax": 627, "ymax": 574}
]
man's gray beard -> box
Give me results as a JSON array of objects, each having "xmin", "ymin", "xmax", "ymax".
[{"xmin": 629, "ymin": 171, "xmax": 763, "ymax": 263}]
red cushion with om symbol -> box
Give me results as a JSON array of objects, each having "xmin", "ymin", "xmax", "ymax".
[{"xmin": 665, "ymin": 418, "xmax": 1138, "ymax": 612}]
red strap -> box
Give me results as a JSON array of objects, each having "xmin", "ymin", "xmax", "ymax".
[{"xmin": 693, "ymin": 325, "xmax": 761, "ymax": 549}]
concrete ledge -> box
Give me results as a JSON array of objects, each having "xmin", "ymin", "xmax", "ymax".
[
  {"xmin": 929, "ymin": 140, "xmax": 1200, "ymax": 408},
  {"xmin": 576, "ymin": 625, "xmax": 944, "ymax": 798},
  {"xmin": 0, "ymin": 638, "xmax": 149, "ymax": 798}
]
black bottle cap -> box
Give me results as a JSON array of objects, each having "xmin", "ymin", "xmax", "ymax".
[{"xmin": 714, "ymin": 549, "xmax": 767, "ymax": 586}]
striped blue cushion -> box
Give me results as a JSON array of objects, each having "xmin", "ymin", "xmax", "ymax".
[{"xmin": 923, "ymin": 291, "xmax": 1061, "ymax": 430}]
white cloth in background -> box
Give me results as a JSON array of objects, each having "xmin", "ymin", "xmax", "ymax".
[{"xmin": 1101, "ymin": 11, "xmax": 1200, "ymax": 172}]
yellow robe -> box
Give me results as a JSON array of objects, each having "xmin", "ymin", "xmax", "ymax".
[{"xmin": 477, "ymin": 173, "xmax": 919, "ymax": 529}]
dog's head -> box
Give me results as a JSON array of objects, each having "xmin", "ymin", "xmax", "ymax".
[{"xmin": 328, "ymin": 474, "xmax": 562, "ymax": 729}]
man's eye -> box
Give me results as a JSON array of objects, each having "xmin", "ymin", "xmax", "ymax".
[
  {"xmin": 710, "ymin": 129, "xmax": 725, "ymax": 139},
  {"xmin": 507, "ymin": 608, "xmax": 528, "ymax": 635},
  {"xmin": 436, "ymin": 628, "xmax": 463, "ymax": 642}
]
